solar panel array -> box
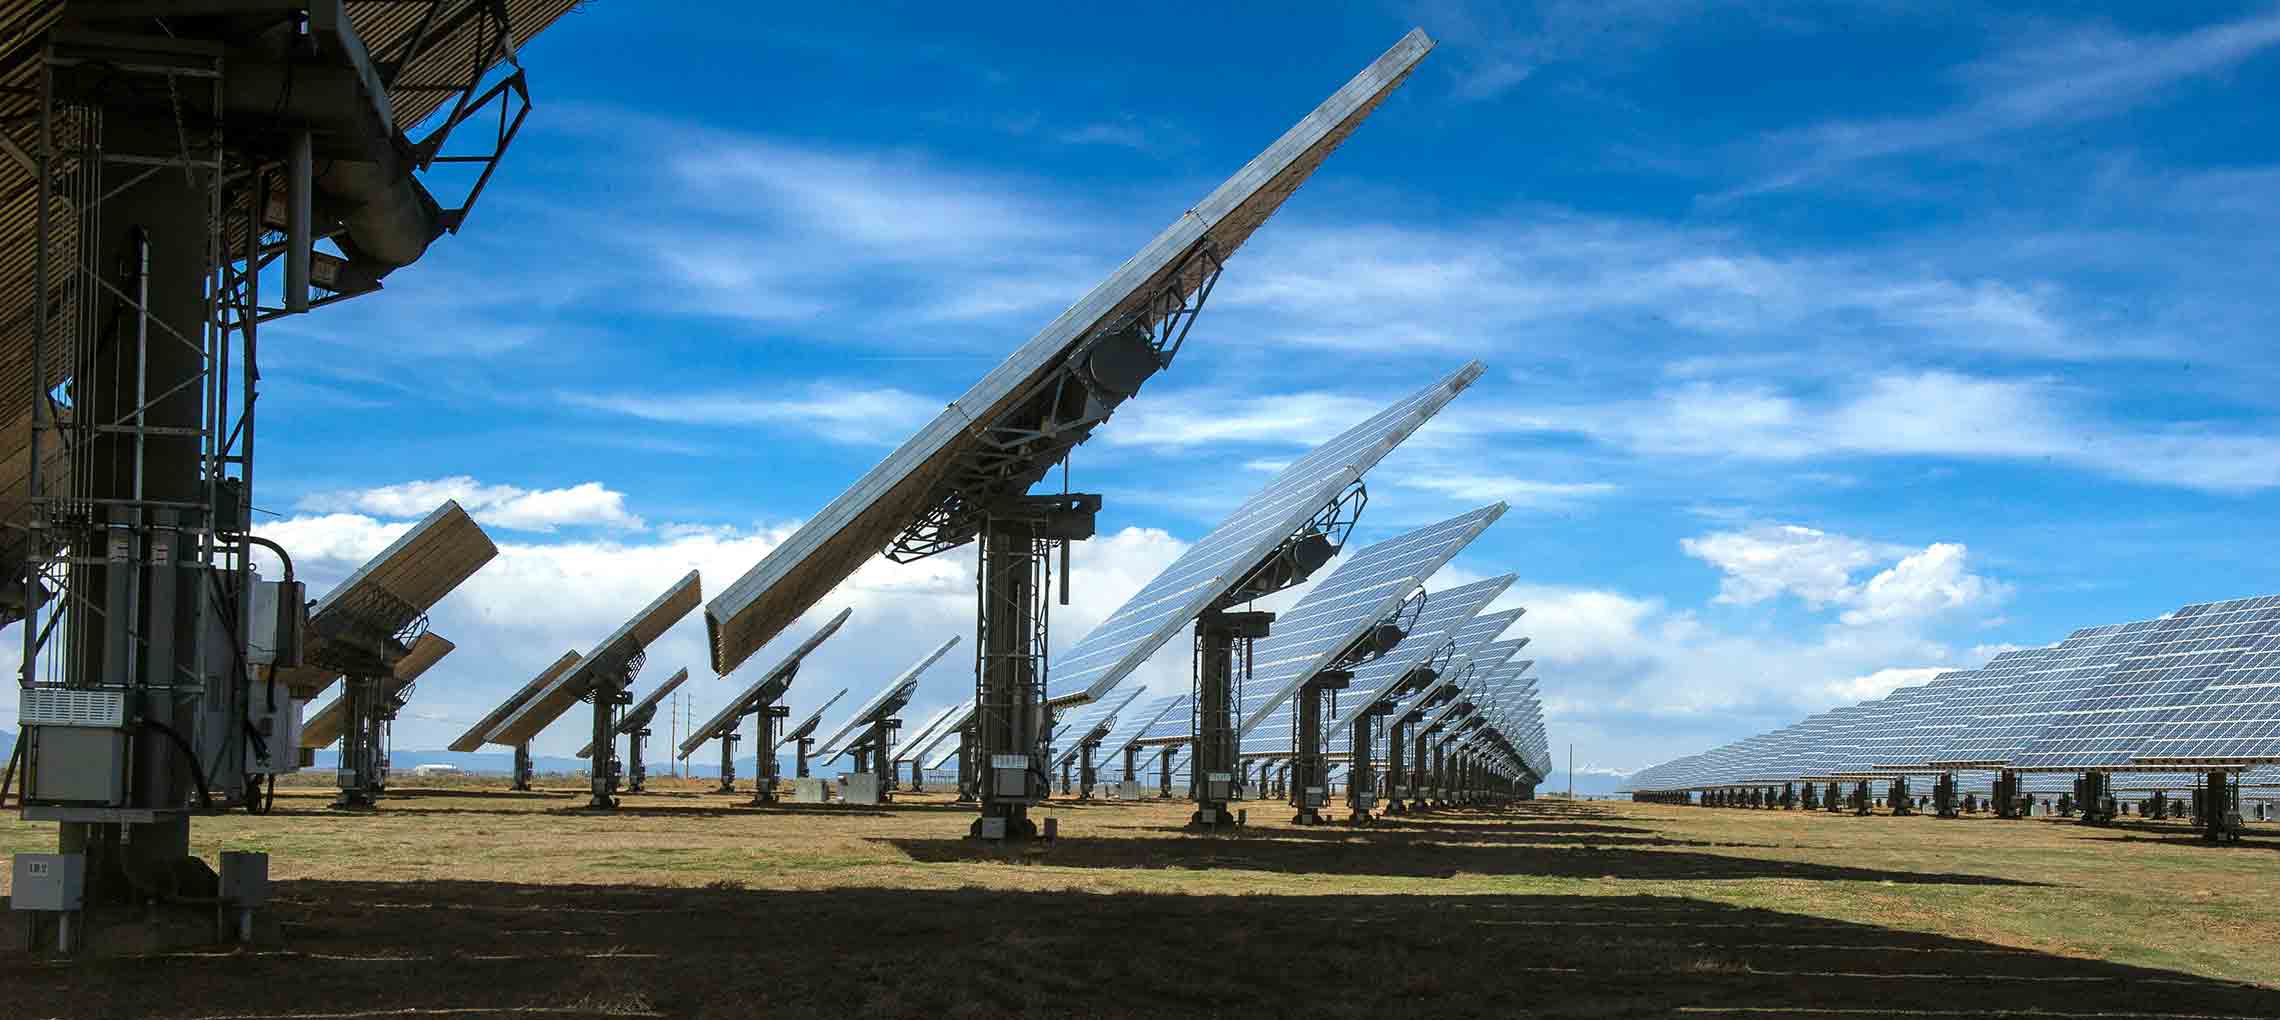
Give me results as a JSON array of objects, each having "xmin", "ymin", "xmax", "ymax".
[
  {"xmin": 1047, "ymin": 362, "xmax": 1484, "ymax": 706},
  {"xmin": 1628, "ymin": 592, "xmax": 2280, "ymax": 795},
  {"xmin": 1231, "ymin": 504, "xmax": 1507, "ymax": 741}
]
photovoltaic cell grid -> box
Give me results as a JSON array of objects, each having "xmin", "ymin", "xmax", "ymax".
[
  {"xmin": 1872, "ymin": 649, "xmax": 2042, "ymax": 769},
  {"xmin": 1232, "ymin": 504, "xmax": 1506, "ymax": 739},
  {"xmin": 2011, "ymin": 597, "xmax": 2280, "ymax": 771},
  {"xmin": 1413, "ymin": 638, "xmax": 1529, "ymax": 737},
  {"xmin": 1238, "ymin": 578, "xmax": 1514, "ymax": 761},
  {"xmin": 1132, "ymin": 693, "xmax": 1197, "ymax": 745},
  {"xmin": 1051, "ymin": 685, "xmax": 1144, "ymax": 767},
  {"xmin": 1857, "ymin": 666, "xmax": 1999, "ymax": 772},
  {"xmin": 1369, "ymin": 607, "xmax": 1528, "ymax": 735},
  {"xmin": 2134, "ymin": 607, "xmax": 2280, "ymax": 764},
  {"xmin": 1094, "ymin": 692, "xmax": 1183, "ymax": 763},
  {"xmin": 1327, "ymin": 578, "xmax": 1517, "ymax": 735},
  {"xmin": 1047, "ymin": 363, "xmax": 1483, "ymax": 706},
  {"xmin": 1926, "ymin": 625, "xmax": 2152, "ymax": 768},
  {"xmin": 1818, "ymin": 685, "xmax": 1944, "ymax": 778}
]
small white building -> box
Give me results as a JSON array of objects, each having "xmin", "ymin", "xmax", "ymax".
[{"xmin": 410, "ymin": 763, "xmax": 462, "ymax": 778}]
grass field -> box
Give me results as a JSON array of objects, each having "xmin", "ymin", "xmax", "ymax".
[{"xmin": 3, "ymin": 777, "xmax": 2277, "ymax": 1018}]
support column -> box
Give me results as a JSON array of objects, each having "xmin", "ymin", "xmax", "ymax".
[
  {"xmin": 2204, "ymin": 770, "xmax": 2237, "ymax": 842},
  {"xmin": 1078, "ymin": 742, "xmax": 1098, "ymax": 801},
  {"xmin": 626, "ymin": 726, "xmax": 648, "ymax": 793},
  {"xmin": 333, "ymin": 676, "xmax": 381, "ymax": 809},
  {"xmin": 1347, "ymin": 711, "xmax": 1383, "ymax": 823},
  {"xmin": 1158, "ymin": 747, "xmax": 1174, "ymax": 799},
  {"xmin": 1191, "ymin": 608, "xmax": 1271, "ymax": 830},
  {"xmin": 513, "ymin": 743, "xmax": 535, "ymax": 791},
  {"xmin": 1890, "ymin": 776, "xmax": 1914, "ymax": 816},
  {"xmin": 716, "ymin": 731, "xmax": 738, "ymax": 795},
  {"xmin": 588, "ymin": 670, "xmax": 629, "ymax": 810},
  {"xmin": 754, "ymin": 704, "xmax": 786, "ymax": 802},
  {"xmin": 956, "ymin": 723, "xmax": 978, "ymax": 803},
  {"xmin": 1289, "ymin": 669, "xmax": 1348, "ymax": 826}
]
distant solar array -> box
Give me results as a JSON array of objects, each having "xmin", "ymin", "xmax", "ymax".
[{"xmin": 1627, "ymin": 592, "xmax": 2280, "ymax": 834}]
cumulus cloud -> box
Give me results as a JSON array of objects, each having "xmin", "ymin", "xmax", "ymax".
[
  {"xmin": 298, "ymin": 477, "xmax": 644, "ymax": 533},
  {"xmin": 1681, "ymin": 524, "xmax": 1881, "ymax": 608},
  {"xmin": 1822, "ymin": 666, "xmax": 1952, "ymax": 703},
  {"xmin": 1840, "ymin": 543, "xmax": 2009, "ymax": 627},
  {"xmin": 1683, "ymin": 523, "xmax": 2005, "ymax": 627}
]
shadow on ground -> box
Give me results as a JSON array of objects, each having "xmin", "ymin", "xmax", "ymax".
[
  {"xmin": 5, "ymin": 881, "xmax": 2270, "ymax": 1019},
  {"xmin": 881, "ymin": 829, "xmax": 2042, "ymax": 884}
]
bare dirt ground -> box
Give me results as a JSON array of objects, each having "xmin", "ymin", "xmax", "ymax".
[{"xmin": 3, "ymin": 778, "xmax": 2277, "ymax": 1019}]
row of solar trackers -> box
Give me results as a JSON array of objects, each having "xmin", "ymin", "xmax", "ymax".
[{"xmin": 1623, "ymin": 595, "xmax": 2280, "ymax": 810}]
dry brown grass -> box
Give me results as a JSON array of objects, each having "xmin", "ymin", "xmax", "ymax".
[{"xmin": 3, "ymin": 779, "xmax": 2277, "ymax": 1018}]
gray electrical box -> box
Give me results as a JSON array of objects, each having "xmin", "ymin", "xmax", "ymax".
[
  {"xmin": 1204, "ymin": 771, "xmax": 1234, "ymax": 802},
  {"xmin": 10, "ymin": 854, "xmax": 85, "ymax": 912},
  {"xmin": 790, "ymin": 778, "xmax": 830, "ymax": 803},
  {"xmin": 1303, "ymin": 786, "xmax": 1328, "ymax": 808},
  {"xmin": 990, "ymin": 753, "xmax": 1030, "ymax": 799},
  {"xmin": 842, "ymin": 774, "xmax": 882, "ymax": 805},
  {"xmin": 219, "ymin": 851, "xmax": 269, "ymax": 907},
  {"xmin": 25, "ymin": 727, "xmax": 128, "ymax": 805},
  {"xmin": 247, "ymin": 579, "xmax": 307, "ymax": 667}
]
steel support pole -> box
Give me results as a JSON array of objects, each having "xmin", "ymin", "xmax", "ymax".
[
  {"xmin": 717, "ymin": 730, "xmax": 738, "ymax": 794},
  {"xmin": 513, "ymin": 743, "xmax": 534, "ymax": 791}
]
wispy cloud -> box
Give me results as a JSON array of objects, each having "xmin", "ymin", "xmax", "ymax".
[
  {"xmin": 1738, "ymin": 11, "xmax": 2280, "ymax": 193},
  {"xmin": 560, "ymin": 383, "xmax": 942, "ymax": 445}
]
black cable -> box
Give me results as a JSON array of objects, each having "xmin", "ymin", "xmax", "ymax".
[{"xmin": 140, "ymin": 719, "xmax": 215, "ymax": 811}]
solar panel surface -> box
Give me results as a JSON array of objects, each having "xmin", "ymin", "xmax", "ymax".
[
  {"xmin": 682, "ymin": 608, "xmax": 854, "ymax": 755},
  {"xmin": 2134, "ymin": 601, "xmax": 2280, "ymax": 764},
  {"xmin": 815, "ymin": 636, "xmax": 962, "ymax": 759},
  {"xmin": 1926, "ymin": 627, "xmax": 2147, "ymax": 768},
  {"xmin": 1230, "ymin": 505, "xmax": 1504, "ymax": 742},
  {"xmin": 700, "ymin": 31, "xmax": 1437, "ymax": 679},
  {"xmin": 1046, "ymin": 364, "xmax": 1483, "ymax": 706},
  {"xmin": 447, "ymin": 650, "xmax": 580, "ymax": 752},
  {"xmin": 2011, "ymin": 597, "xmax": 2280, "ymax": 771}
]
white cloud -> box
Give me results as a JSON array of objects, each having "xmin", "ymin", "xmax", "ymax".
[
  {"xmin": 1840, "ymin": 543, "xmax": 2010, "ymax": 627},
  {"xmin": 1103, "ymin": 390, "xmax": 1386, "ymax": 450},
  {"xmin": 1539, "ymin": 371, "xmax": 2280, "ymax": 493},
  {"xmin": 561, "ymin": 383, "xmax": 942, "ymax": 445},
  {"xmin": 1683, "ymin": 523, "xmax": 2005, "ymax": 627},
  {"xmin": 298, "ymin": 477, "xmax": 644, "ymax": 533},
  {"xmin": 1388, "ymin": 472, "xmax": 1618, "ymax": 508},
  {"xmin": 1681, "ymin": 524, "xmax": 1881, "ymax": 608},
  {"xmin": 1740, "ymin": 11, "xmax": 2280, "ymax": 192}
]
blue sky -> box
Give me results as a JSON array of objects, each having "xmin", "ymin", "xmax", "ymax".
[{"xmin": 18, "ymin": 3, "xmax": 2277, "ymax": 789}]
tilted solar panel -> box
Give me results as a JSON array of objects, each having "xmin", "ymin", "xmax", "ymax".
[
  {"xmin": 1047, "ymin": 363, "xmax": 1484, "ymax": 706},
  {"xmin": 1234, "ymin": 505, "xmax": 1505, "ymax": 739},
  {"xmin": 2012, "ymin": 596, "xmax": 2280, "ymax": 771},
  {"xmin": 701, "ymin": 31, "xmax": 1438, "ymax": 678},
  {"xmin": 1926, "ymin": 628, "xmax": 2145, "ymax": 768},
  {"xmin": 2134, "ymin": 603, "xmax": 2280, "ymax": 765}
]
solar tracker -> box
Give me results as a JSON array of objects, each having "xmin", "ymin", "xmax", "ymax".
[
  {"xmin": 700, "ymin": 29, "xmax": 1438, "ymax": 680},
  {"xmin": 895, "ymin": 704, "xmax": 966, "ymax": 768},
  {"xmin": 2134, "ymin": 606, "xmax": 2280, "ymax": 765},
  {"xmin": 1052, "ymin": 686, "xmax": 1144, "ymax": 769},
  {"xmin": 816, "ymin": 636, "xmax": 962, "ymax": 761},
  {"xmin": 908, "ymin": 695, "xmax": 974, "ymax": 765},
  {"xmin": 779, "ymin": 688, "xmax": 851, "ymax": 752},
  {"xmin": 448, "ymin": 651, "xmax": 581, "ymax": 753},
  {"xmin": 1232, "ymin": 505, "xmax": 1506, "ymax": 738},
  {"xmin": 1351, "ymin": 603, "xmax": 1524, "ymax": 739},
  {"xmin": 576, "ymin": 668, "xmax": 691, "ymax": 759},
  {"xmin": 1094, "ymin": 692, "xmax": 1184, "ymax": 766},
  {"xmin": 1926, "ymin": 627, "xmax": 2147, "ymax": 768},
  {"xmin": 300, "ymin": 633, "xmax": 457, "ymax": 750},
  {"xmin": 487, "ymin": 572, "xmax": 703, "ymax": 747},
  {"xmin": 273, "ymin": 500, "xmax": 499, "ymax": 698},
  {"xmin": 2011, "ymin": 596, "xmax": 2280, "ymax": 771},
  {"xmin": 1047, "ymin": 363, "xmax": 1484, "ymax": 707},
  {"xmin": 1132, "ymin": 693, "xmax": 1198, "ymax": 746},
  {"xmin": 681, "ymin": 607, "xmax": 854, "ymax": 758}
]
